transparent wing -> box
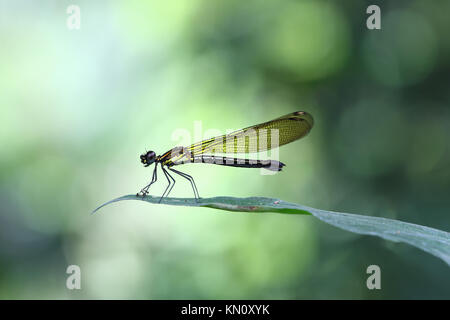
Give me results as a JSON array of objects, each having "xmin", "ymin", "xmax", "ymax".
[{"xmin": 187, "ymin": 111, "xmax": 314, "ymax": 155}]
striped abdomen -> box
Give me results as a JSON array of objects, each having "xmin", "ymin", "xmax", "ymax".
[{"xmin": 171, "ymin": 155, "xmax": 285, "ymax": 171}]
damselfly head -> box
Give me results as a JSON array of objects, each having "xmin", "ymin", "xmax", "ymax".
[{"xmin": 140, "ymin": 151, "xmax": 156, "ymax": 167}]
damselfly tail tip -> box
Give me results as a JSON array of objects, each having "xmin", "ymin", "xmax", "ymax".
[
  {"xmin": 263, "ymin": 160, "xmax": 285, "ymax": 171},
  {"xmin": 278, "ymin": 161, "xmax": 286, "ymax": 171}
]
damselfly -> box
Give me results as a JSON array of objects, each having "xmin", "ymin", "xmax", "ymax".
[{"xmin": 138, "ymin": 111, "xmax": 314, "ymax": 201}]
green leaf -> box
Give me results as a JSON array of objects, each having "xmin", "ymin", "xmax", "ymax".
[{"xmin": 93, "ymin": 195, "xmax": 450, "ymax": 266}]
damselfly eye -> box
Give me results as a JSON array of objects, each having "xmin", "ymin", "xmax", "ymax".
[{"xmin": 140, "ymin": 151, "xmax": 156, "ymax": 166}]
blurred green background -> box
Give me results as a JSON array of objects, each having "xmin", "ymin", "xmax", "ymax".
[{"xmin": 1, "ymin": 0, "xmax": 449, "ymax": 299}]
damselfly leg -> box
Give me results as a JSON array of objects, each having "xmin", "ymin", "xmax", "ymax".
[
  {"xmin": 168, "ymin": 167, "xmax": 200, "ymax": 200},
  {"xmin": 138, "ymin": 163, "xmax": 158, "ymax": 196},
  {"xmin": 159, "ymin": 166, "xmax": 175, "ymax": 203}
]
